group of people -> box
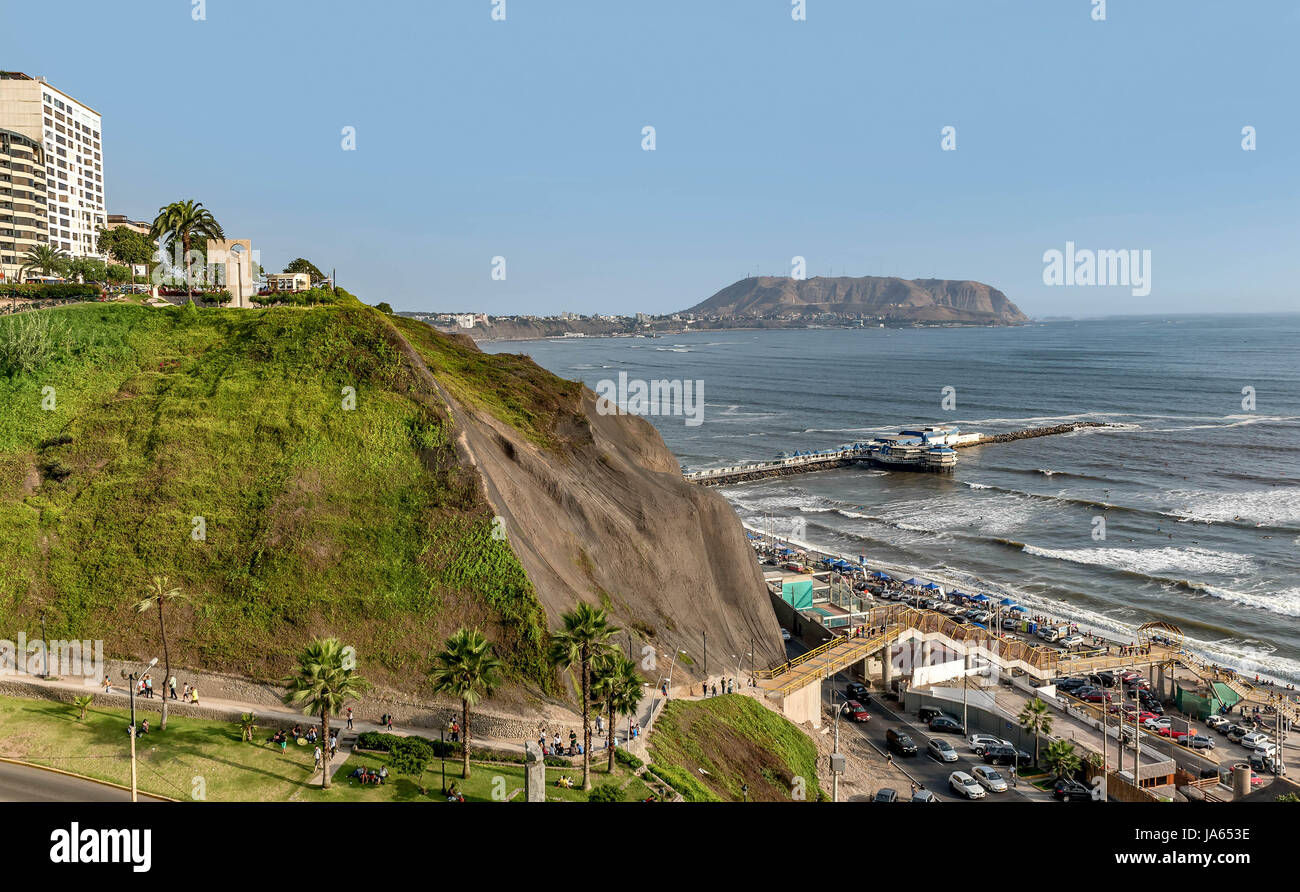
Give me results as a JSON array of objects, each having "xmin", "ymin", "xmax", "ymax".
[
  {"xmin": 700, "ymin": 678, "xmax": 737, "ymax": 698},
  {"xmin": 350, "ymin": 765, "xmax": 387, "ymax": 785},
  {"xmin": 269, "ymin": 724, "xmax": 338, "ymax": 758},
  {"xmin": 102, "ymin": 673, "xmax": 198, "ymax": 704},
  {"xmin": 538, "ymin": 729, "xmax": 582, "ymax": 757}
]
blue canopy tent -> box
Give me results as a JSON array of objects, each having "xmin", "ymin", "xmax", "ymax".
[
  {"xmin": 949, "ymin": 590, "xmax": 968, "ymax": 601},
  {"xmin": 999, "ymin": 597, "xmax": 1016, "ymax": 606},
  {"xmin": 1010, "ymin": 605, "xmax": 1028, "ymax": 613},
  {"xmin": 871, "ymin": 571, "xmax": 892, "ymax": 580},
  {"xmin": 778, "ymin": 548, "xmax": 795, "ymax": 555},
  {"xmin": 971, "ymin": 593, "xmax": 989, "ymax": 602},
  {"xmin": 922, "ymin": 582, "xmax": 942, "ymax": 591},
  {"xmin": 905, "ymin": 578, "xmax": 922, "ymax": 586}
]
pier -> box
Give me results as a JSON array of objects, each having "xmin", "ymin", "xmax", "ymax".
[{"xmin": 684, "ymin": 421, "xmax": 1109, "ymax": 486}]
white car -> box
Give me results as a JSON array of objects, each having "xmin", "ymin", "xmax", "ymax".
[
  {"xmin": 972, "ymin": 765, "xmax": 1008, "ymax": 793},
  {"xmin": 1241, "ymin": 732, "xmax": 1271, "ymax": 750},
  {"xmin": 967, "ymin": 734, "xmax": 1009, "ymax": 754},
  {"xmin": 928, "ymin": 738, "xmax": 959, "ymax": 762},
  {"xmin": 1059, "ymin": 634, "xmax": 1084, "ymax": 647},
  {"xmin": 781, "ymin": 628, "xmax": 791, "ymax": 641},
  {"xmin": 1143, "ymin": 717, "xmax": 1172, "ymax": 731},
  {"xmin": 1204, "ymin": 715, "xmax": 1228, "ymax": 730},
  {"xmin": 1255, "ymin": 741, "xmax": 1278, "ymax": 758},
  {"xmin": 948, "ymin": 771, "xmax": 986, "ymax": 799}
]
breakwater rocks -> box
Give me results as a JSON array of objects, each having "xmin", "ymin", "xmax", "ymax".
[{"xmin": 958, "ymin": 421, "xmax": 1110, "ymax": 447}]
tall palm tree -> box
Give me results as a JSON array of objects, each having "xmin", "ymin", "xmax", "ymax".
[
  {"xmin": 282, "ymin": 637, "xmax": 371, "ymax": 789},
  {"xmin": 548, "ymin": 603, "xmax": 619, "ymax": 790},
  {"xmin": 591, "ymin": 651, "xmax": 643, "ymax": 772},
  {"xmin": 135, "ymin": 577, "xmax": 186, "ymax": 730},
  {"xmin": 429, "ymin": 627, "xmax": 503, "ymax": 782},
  {"xmin": 1018, "ymin": 697, "xmax": 1054, "ymax": 766},
  {"xmin": 1044, "ymin": 739, "xmax": 1082, "ymax": 779},
  {"xmin": 149, "ymin": 200, "xmax": 223, "ymax": 299}
]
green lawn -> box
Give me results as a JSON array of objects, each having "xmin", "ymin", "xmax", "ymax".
[
  {"xmin": 0, "ymin": 694, "xmax": 653, "ymax": 802},
  {"xmin": 303, "ymin": 750, "xmax": 655, "ymax": 803}
]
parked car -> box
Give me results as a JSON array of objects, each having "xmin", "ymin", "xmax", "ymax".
[
  {"xmin": 873, "ymin": 788, "xmax": 898, "ymax": 802},
  {"xmin": 968, "ymin": 734, "xmax": 1008, "ymax": 755},
  {"xmin": 918, "ymin": 706, "xmax": 954, "ymax": 724},
  {"xmin": 1183, "ymin": 734, "xmax": 1216, "ymax": 750},
  {"xmin": 1089, "ymin": 671, "xmax": 1117, "ymax": 687},
  {"xmin": 972, "ymin": 765, "xmax": 1008, "ymax": 793},
  {"xmin": 1053, "ymin": 778, "xmax": 1095, "ymax": 802},
  {"xmin": 1001, "ymin": 617, "xmax": 1019, "ymax": 629},
  {"xmin": 1204, "ymin": 715, "xmax": 1229, "ymax": 730},
  {"xmin": 844, "ymin": 700, "xmax": 871, "ymax": 723},
  {"xmin": 1227, "ymin": 726, "xmax": 1250, "ymax": 744},
  {"xmin": 1158, "ymin": 727, "xmax": 1191, "ymax": 741},
  {"xmin": 1054, "ymin": 677, "xmax": 1088, "ymax": 691},
  {"xmin": 1059, "ymin": 634, "xmax": 1084, "ymax": 648},
  {"xmin": 1142, "ymin": 717, "xmax": 1172, "ymax": 731},
  {"xmin": 929, "ymin": 716, "xmax": 965, "ymax": 734},
  {"xmin": 982, "ymin": 745, "xmax": 1031, "ymax": 766},
  {"xmin": 845, "ymin": 682, "xmax": 870, "ymax": 702},
  {"xmin": 887, "ymin": 728, "xmax": 918, "ymax": 756},
  {"xmin": 928, "ymin": 738, "xmax": 959, "ymax": 762},
  {"xmin": 1080, "ymin": 690, "xmax": 1112, "ymax": 703},
  {"xmin": 1241, "ymin": 732, "xmax": 1271, "ymax": 750},
  {"xmin": 948, "ymin": 771, "xmax": 986, "ymax": 799},
  {"xmin": 911, "ymin": 789, "xmax": 939, "ymax": 803},
  {"xmin": 968, "ymin": 611, "xmax": 992, "ymax": 624},
  {"xmin": 781, "ymin": 628, "xmax": 791, "ymax": 641}
]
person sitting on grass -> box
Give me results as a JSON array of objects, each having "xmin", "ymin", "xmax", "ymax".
[{"xmin": 139, "ymin": 719, "xmax": 150, "ymax": 735}]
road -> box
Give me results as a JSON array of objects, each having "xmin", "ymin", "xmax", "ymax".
[
  {"xmin": 784, "ymin": 638, "xmax": 1041, "ymax": 802},
  {"xmin": 0, "ymin": 761, "xmax": 165, "ymax": 803}
]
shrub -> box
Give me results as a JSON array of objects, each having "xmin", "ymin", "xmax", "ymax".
[
  {"xmin": 587, "ymin": 782, "xmax": 623, "ymax": 803},
  {"xmin": 615, "ymin": 748, "xmax": 643, "ymax": 770},
  {"xmin": 251, "ymin": 287, "xmax": 340, "ymax": 308},
  {"xmin": 389, "ymin": 737, "xmax": 436, "ymax": 776},
  {"xmin": 0, "ymin": 311, "xmax": 66, "ymax": 377}
]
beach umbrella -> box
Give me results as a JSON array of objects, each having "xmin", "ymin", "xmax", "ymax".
[
  {"xmin": 971, "ymin": 593, "xmax": 989, "ymax": 602},
  {"xmin": 999, "ymin": 597, "xmax": 1016, "ymax": 606},
  {"xmin": 1010, "ymin": 605, "xmax": 1028, "ymax": 613}
]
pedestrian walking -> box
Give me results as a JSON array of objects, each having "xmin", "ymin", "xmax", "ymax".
[
  {"xmin": 168, "ymin": 676, "xmax": 177, "ymax": 700},
  {"xmin": 314, "ymin": 745, "xmax": 323, "ymax": 770},
  {"xmin": 711, "ymin": 683, "xmax": 718, "ymax": 697},
  {"xmin": 346, "ymin": 707, "xmax": 354, "ymax": 730},
  {"xmin": 386, "ymin": 714, "xmax": 393, "ymax": 732}
]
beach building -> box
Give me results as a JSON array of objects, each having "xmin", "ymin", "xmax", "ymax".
[{"xmin": 266, "ymin": 271, "xmax": 312, "ymax": 293}]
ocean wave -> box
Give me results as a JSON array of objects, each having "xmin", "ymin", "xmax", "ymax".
[
  {"xmin": 1019, "ymin": 544, "xmax": 1257, "ymax": 578},
  {"xmin": 1157, "ymin": 489, "xmax": 1300, "ymax": 528}
]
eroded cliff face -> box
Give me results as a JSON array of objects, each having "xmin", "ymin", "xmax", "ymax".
[{"xmin": 443, "ymin": 384, "xmax": 785, "ymax": 685}]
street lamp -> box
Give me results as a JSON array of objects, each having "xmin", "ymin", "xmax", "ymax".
[
  {"xmin": 831, "ymin": 692, "xmax": 850, "ymax": 803},
  {"xmin": 440, "ymin": 728, "xmax": 447, "ymax": 795},
  {"xmin": 121, "ymin": 657, "xmax": 158, "ymax": 803}
]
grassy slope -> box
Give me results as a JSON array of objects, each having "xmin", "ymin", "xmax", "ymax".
[
  {"xmin": 0, "ymin": 299, "xmax": 562, "ymax": 689},
  {"xmin": 647, "ymin": 695, "xmax": 824, "ymax": 802}
]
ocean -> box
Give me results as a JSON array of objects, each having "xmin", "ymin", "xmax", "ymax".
[{"xmin": 481, "ymin": 315, "xmax": 1300, "ymax": 682}]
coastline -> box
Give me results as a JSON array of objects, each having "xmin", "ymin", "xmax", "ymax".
[{"xmin": 738, "ymin": 519, "xmax": 1290, "ymax": 688}]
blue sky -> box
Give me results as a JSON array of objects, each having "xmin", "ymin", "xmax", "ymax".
[{"xmin": 7, "ymin": 0, "xmax": 1298, "ymax": 316}]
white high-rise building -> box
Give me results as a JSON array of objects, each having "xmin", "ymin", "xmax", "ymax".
[{"xmin": 0, "ymin": 72, "xmax": 107, "ymax": 262}]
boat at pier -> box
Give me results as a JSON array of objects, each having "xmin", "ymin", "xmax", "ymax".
[{"xmin": 862, "ymin": 427, "xmax": 965, "ymax": 472}]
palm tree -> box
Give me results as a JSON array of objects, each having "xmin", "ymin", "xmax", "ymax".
[
  {"xmin": 135, "ymin": 577, "xmax": 186, "ymax": 731},
  {"xmin": 16, "ymin": 245, "xmax": 69, "ymax": 309},
  {"xmin": 149, "ymin": 200, "xmax": 224, "ymax": 299},
  {"xmin": 429, "ymin": 627, "xmax": 503, "ymax": 782},
  {"xmin": 1044, "ymin": 739, "xmax": 1082, "ymax": 779},
  {"xmin": 1018, "ymin": 697, "xmax": 1054, "ymax": 765},
  {"xmin": 19, "ymin": 244, "xmax": 68, "ymax": 279},
  {"xmin": 72, "ymin": 695, "xmax": 93, "ymax": 720},
  {"xmin": 591, "ymin": 652, "xmax": 643, "ymax": 773},
  {"xmin": 237, "ymin": 713, "xmax": 259, "ymax": 742},
  {"xmin": 282, "ymin": 637, "xmax": 371, "ymax": 789},
  {"xmin": 548, "ymin": 603, "xmax": 619, "ymax": 790}
]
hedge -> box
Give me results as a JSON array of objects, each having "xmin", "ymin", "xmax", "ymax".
[
  {"xmin": 354, "ymin": 731, "xmax": 568, "ymax": 766},
  {"xmin": 0, "ymin": 283, "xmax": 99, "ymax": 300}
]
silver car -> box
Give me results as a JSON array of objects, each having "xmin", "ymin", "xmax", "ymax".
[
  {"xmin": 948, "ymin": 771, "xmax": 986, "ymax": 799},
  {"xmin": 928, "ymin": 738, "xmax": 958, "ymax": 762},
  {"xmin": 972, "ymin": 765, "xmax": 1008, "ymax": 793}
]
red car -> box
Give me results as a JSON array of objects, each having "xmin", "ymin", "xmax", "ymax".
[
  {"xmin": 1158, "ymin": 728, "xmax": 1191, "ymax": 741},
  {"xmin": 844, "ymin": 700, "xmax": 870, "ymax": 722},
  {"xmin": 1081, "ymin": 690, "xmax": 1112, "ymax": 703}
]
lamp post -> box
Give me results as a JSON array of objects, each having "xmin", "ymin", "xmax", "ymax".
[
  {"xmin": 39, "ymin": 612, "xmax": 47, "ymax": 679},
  {"xmin": 831, "ymin": 692, "xmax": 850, "ymax": 803},
  {"xmin": 440, "ymin": 728, "xmax": 447, "ymax": 795},
  {"xmin": 121, "ymin": 657, "xmax": 157, "ymax": 803}
]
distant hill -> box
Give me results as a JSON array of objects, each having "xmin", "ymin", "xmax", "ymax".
[{"xmin": 685, "ymin": 275, "xmax": 1028, "ymax": 324}]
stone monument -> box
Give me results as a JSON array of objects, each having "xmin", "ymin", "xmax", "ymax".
[{"xmin": 524, "ymin": 739, "xmax": 546, "ymax": 802}]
